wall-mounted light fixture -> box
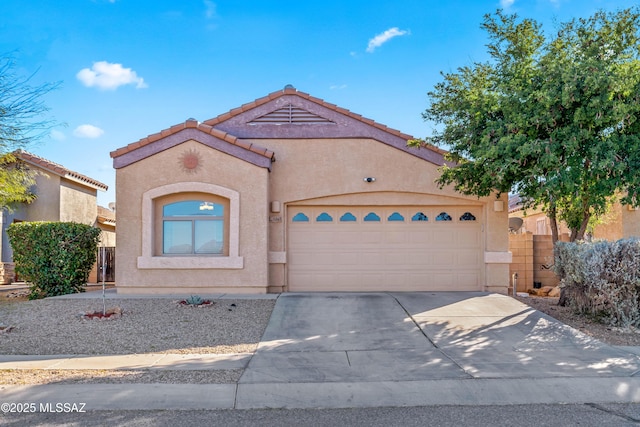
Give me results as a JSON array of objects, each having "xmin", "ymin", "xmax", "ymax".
[
  {"xmin": 271, "ymin": 201, "xmax": 281, "ymax": 213},
  {"xmin": 363, "ymin": 177, "xmax": 376, "ymax": 183},
  {"xmin": 494, "ymin": 201, "xmax": 504, "ymax": 212}
]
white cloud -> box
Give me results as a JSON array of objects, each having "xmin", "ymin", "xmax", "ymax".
[
  {"xmin": 76, "ymin": 61, "xmax": 148, "ymax": 90},
  {"xmin": 366, "ymin": 27, "xmax": 409, "ymax": 53},
  {"xmin": 49, "ymin": 129, "xmax": 66, "ymax": 141},
  {"xmin": 73, "ymin": 124, "xmax": 104, "ymax": 139},
  {"xmin": 330, "ymin": 84, "xmax": 347, "ymax": 90},
  {"xmin": 500, "ymin": 0, "xmax": 515, "ymax": 8}
]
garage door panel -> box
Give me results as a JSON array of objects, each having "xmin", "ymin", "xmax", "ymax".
[
  {"xmin": 432, "ymin": 252, "xmax": 456, "ymax": 268},
  {"xmin": 409, "ymin": 231, "xmax": 432, "ymax": 244},
  {"xmin": 457, "ymin": 229, "xmax": 482, "ymax": 246},
  {"xmin": 458, "ymin": 249, "xmax": 481, "ymax": 266},
  {"xmin": 361, "ymin": 231, "xmax": 383, "ymax": 244},
  {"xmin": 288, "ymin": 205, "xmax": 482, "ymax": 292},
  {"xmin": 359, "ymin": 252, "xmax": 386, "ymax": 266},
  {"xmin": 335, "ymin": 252, "xmax": 358, "ymax": 265},
  {"xmin": 432, "ymin": 230, "xmax": 456, "ymax": 247},
  {"xmin": 384, "ymin": 231, "xmax": 409, "ymax": 244}
]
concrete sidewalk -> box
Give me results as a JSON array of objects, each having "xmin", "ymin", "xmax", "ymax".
[{"xmin": 2, "ymin": 292, "xmax": 640, "ymax": 410}]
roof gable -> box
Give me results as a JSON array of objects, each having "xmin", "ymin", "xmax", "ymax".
[
  {"xmin": 204, "ymin": 86, "xmax": 447, "ymax": 166},
  {"xmin": 110, "ymin": 119, "xmax": 274, "ymax": 170}
]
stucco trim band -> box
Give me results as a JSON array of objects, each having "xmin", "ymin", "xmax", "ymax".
[
  {"xmin": 484, "ymin": 251, "xmax": 513, "ymax": 264},
  {"xmin": 137, "ymin": 182, "xmax": 244, "ymax": 270}
]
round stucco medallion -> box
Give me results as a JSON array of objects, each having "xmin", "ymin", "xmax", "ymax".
[{"xmin": 179, "ymin": 149, "xmax": 202, "ymax": 173}]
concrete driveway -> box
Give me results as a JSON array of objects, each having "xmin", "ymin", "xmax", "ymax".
[{"xmin": 240, "ymin": 292, "xmax": 640, "ymax": 384}]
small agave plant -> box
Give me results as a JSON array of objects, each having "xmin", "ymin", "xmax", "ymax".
[
  {"xmin": 180, "ymin": 295, "xmax": 212, "ymax": 307},
  {"xmin": 185, "ymin": 295, "xmax": 205, "ymax": 305}
]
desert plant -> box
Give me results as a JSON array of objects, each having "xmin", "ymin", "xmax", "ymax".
[
  {"xmin": 7, "ymin": 222, "xmax": 101, "ymax": 299},
  {"xmin": 554, "ymin": 238, "xmax": 640, "ymax": 327},
  {"xmin": 185, "ymin": 295, "xmax": 205, "ymax": 305}
]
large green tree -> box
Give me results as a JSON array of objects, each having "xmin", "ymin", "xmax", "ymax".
[
  {"xmin": 413, "ymin": 8, "xmax": 640, "ymax": 243},
  {"xmin": 0, "ymin": 54, "xmax": 60, "ymax": 209}
]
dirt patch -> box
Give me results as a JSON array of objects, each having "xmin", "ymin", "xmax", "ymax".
[{"xmin": 518, "ymin": 295, "xmax": 640, "ymax": 346}]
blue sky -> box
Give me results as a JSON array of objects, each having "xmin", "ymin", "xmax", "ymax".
[{"xmin": 0, "ymin": 0, "xmax": 637, "ymax": 206}]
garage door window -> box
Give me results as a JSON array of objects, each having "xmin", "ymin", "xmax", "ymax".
[
  {"xmin": 388, "ymin": 212, "xmax": 405, "ymax": 221},
  {"xmin": 436, "ymin": 212, "xmax": 452, "ymax": 221},
  {"xmin": 460, "ymin": 212, "xmax": 477, "ymax": 221},
  {"xmin": 412, "ymin": 212, "xmax": 429, "ymax": 221},
  {"xmin": 292, "ymin": 212, "xmax": 309, "ymax": 222},
  {"xmin": 364, "ymin": 212, "xmax": 381, "ymax": 222},
  {"xmin": 316, "ymin": 212, "xmax": 333, "ymax": 222},
  {"xmin": 340, "ymin": 212, "xmax": 357, "ymax": 222}
]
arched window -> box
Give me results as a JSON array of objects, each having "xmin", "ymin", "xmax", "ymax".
[
  {"xmin": 460, "ymin": 212, "xmax": 476, "ymax": 221},
  {"xmin": 316, "ymin": 212, "xmax": 333, "ymax": 222},
  {"xmin": 162, "ymin": 200, "xmax": 224, "ymax": 254},
  {"xmin": 140, "ymin": 182, "xmax": 243, "ymax": 270},
  {"xmin": 364, "ymin": 212, "xmax": 381, "ymax": 222},
  {"xmin": 292, "ymin": 212, "xmax": 310, "ymax": 222},
  {"xmin": 411, "ymin": 212, "xmax": 428, "ymax": 221},
  {"xmin": 436, "ymin": 212, "xmax": 452, "ymax": 221},
  {"xmin": 340, "ymin": 212, "xmax": 357, "ymax": 222},
  {"xmin": 387, "ymin": 212, "xmax": 404, "ymax": 221}
]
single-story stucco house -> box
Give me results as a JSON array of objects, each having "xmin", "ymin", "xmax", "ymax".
[{"xmin": 110, "ymin": 86, "xmax": 511, "ymax": 294}]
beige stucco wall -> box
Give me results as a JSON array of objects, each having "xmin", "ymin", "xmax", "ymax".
[
  {"xmin": 115, "ymin": 139, "xmax": 269, "ymax": 294},
  {"xmin": 24, "ymin": 172, "xmax": 62, "ymax": 222},
  {"xmin": 59, "ymin": 179, "xmax": 98, "ymax": 224},
  {"xmin": 98, "ymin": 226, "xmax": 116, "ymax": 247},
  {"xmin": 248, "ymin": 138, "xmax": 510, "ymax": 293}
]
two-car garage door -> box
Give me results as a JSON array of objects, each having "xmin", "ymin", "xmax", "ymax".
[{"xmin": 287, "ymin": 206, "xmax": 483, "ymax": 292}]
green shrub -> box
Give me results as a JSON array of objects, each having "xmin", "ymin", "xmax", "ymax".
[
  {"xmin": 555, "ymin": 238, "xmax": 640, "ymax": 327},
  {"xmin": 7, "ymin": 222, "xmax": 101, "ymax": 299}
]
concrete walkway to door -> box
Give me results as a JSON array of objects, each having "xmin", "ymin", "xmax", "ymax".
[{"xmin": 236, "ymin": 292, "xmax": 640, "ymax": 408}]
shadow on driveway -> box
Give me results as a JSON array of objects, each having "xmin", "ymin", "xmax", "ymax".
[{"xmin": 240, "ymin": 292, "xmax": 640, "ymax": 384}]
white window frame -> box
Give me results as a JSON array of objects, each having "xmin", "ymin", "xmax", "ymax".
[{"xmin": 138, "ymin": 182, "xmax": 243, "ymax": 269}]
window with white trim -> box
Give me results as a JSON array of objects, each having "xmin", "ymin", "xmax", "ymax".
[{"xmin": 139, "ymin": 182, "xmax": 243, "ymax": 270}]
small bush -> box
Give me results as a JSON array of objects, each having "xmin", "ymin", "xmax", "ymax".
[
  {"xmin": 7, "ymin": 222, "xmax": 101, "ymax": 299},
  {"xmin": 555, "ymin": 238, "xmax": 640, "ymax": 327}
]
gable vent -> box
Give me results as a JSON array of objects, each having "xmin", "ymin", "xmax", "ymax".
[{"xmin": 249, "ymin": 103, "xmax": 335, "ymax": 125}]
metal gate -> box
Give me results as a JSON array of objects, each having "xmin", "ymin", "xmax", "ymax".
[{"xmin": 97, "ymin": 247, "xmax": 115, "ymax": 282}]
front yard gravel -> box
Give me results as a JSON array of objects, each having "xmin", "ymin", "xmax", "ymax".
[{"xmin": 0, "ymin": 298, "xmax": 276, "ymax": 355}]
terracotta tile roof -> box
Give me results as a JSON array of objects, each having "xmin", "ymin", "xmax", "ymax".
[
  {"xmin": 97, "ymin": 205, "xmax": 116, "ymax": 226},
  {"xmin": 14, "ymin": 150, "xmax": 108, "ymax": 191},
  {"xmin": 110, "ymin": 119, "xmax": 275, "ymax": 161},
  {"xmin": 203, "ymin": 86, "xmax": 448, "ymax": 156},
  {"xmin": 508, "ymin": 194, "xmax": 523, "ymax": 213}
]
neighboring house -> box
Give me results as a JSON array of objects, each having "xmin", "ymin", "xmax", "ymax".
[
  {"xmin": 0, "ymin": 150, "xmax": 112, "ymax": 284},
  {"xmin": 110, "ymin": 85, "xmax": 511, "ymax": 295},
  {"xmin": 508, "ymin": 194, "xmax": 640, "ymax": 240}
]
